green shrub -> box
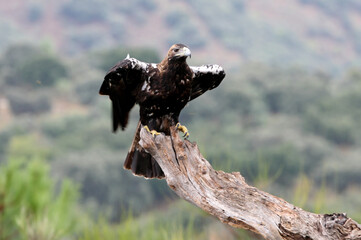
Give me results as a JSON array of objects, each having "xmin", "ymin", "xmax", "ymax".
[
  {"xmin": 6, "ymin": 89, "xmax": 51, "ymax": 115},
  {"xmin": 15, "ymin": 55, "xmax": 67, "ymax": 87},
  {"xmin": 304, "ymin": 107, "xmax": 356, "ymax": 145},
  {"xmin": 1, "ymin": 44, "xmax": 41, "ymax": 68},
  {"xmin": 79, "ymin": 203, "xmax": 203, "ymax": 240},
  {"xmin": 243, "ymin": 144, "xmax": 302, "ymax": 187},
  {"xmin": 0, "ymin": 158, "xmax": 79, "ymax": 240},
  {"xmin": 1, "ymin": 44, "xmax": 68, "ymax": 88}
]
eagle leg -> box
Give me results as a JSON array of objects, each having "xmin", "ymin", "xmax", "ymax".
[
  {"xmin": 144, "ymin": 125, "xmax": 161, "ymax": 137},
  {"xmin": 176, "ymin": 123, "xmax": 190, "ymax": 138}
]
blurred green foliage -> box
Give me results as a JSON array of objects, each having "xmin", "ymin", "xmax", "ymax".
[
  {"xmin": 0, "ymin": 148, "xmax": 79, "ymax": 239},
  {"xmin": 80, "ymin": 210, "xmax": 199, "ymax": 240},
  {"xmin": 6, "ymin": 88, "xmax": 51, "ymax": 115},
  {"xmin": 0, "ymin": 44, "xmax": 68, "ymax": 115},
  {"xmin": 0, "ymin": 44, "xmax": 67, "ymax": 88},
  {"xmin": 15, "ymin": 55, "xmax": 67, "ymax": 87}
]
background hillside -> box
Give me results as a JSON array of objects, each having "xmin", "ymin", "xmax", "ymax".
[
  {"xmin": 0, "ymin": 1, "xmax": 361, "ymax": 240},
  {"xmin": 2, "ymin": 0, "xmax": 361, "ymax": 72}
]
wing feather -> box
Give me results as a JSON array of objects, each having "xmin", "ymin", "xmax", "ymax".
[
  {"xmin": 190, "ymin": 64, "xmax": 225, "ymax": 100},
  {"xmin": 99, "ymin": 57, "xmax": 154, "ymax": 132}
]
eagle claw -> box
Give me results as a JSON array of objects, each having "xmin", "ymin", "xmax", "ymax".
[
  {"xmin": 176, "ymin": 123, "xmax": 189, "ymax": 139},
  {"xmin": 144, "ymin": 126, "xmax": 160, "ymax": 137}
]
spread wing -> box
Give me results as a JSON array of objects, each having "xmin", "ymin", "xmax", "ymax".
[
  {"xmin": 99, "ymin": 56, "xmax": 155, "ymax": 132},
  {"xmin": 190, "ymin": 64, "xmax": 225, "ymax": 101}
]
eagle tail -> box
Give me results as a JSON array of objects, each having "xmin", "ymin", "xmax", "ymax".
[{"xmin": 123, "ymin": 121, "xmax": 165, "ymax": 179}]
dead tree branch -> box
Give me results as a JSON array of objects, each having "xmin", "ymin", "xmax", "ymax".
[{"xmin": 139, "ymin": 126, "xmax": 361, "ymax": 240}]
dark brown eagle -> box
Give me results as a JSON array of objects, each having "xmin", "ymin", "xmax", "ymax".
[{"xmin": 99, "ymin": 44, "xmax": 225, "ymax": 179}]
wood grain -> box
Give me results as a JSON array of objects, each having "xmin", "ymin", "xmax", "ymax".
[{"xmin": 139, "ymin": 126, "xmax": 361, "ymax": 240}]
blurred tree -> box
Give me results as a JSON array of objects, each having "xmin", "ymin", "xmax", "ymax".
[
  {"xmin": 303, "ymin": 98, "xmax": 357, "ymax": 146},
  {"xmin": 0, "ymin": 44, "xmax": 40, "ymax": 68},
  {"xmin": 1, "ymin": 44, "xmax": 68, "ymax": 88},
  {"xmin": 14, "ymin": 55, "xmax": 67, "ymax": 87},
  {"xmin": 6, "ymin": 88, "xmax": 51, "ymax": 115}
]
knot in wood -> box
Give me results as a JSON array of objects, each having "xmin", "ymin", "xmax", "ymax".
[
  {"xmin": 199, "ymin": 164, "xmax": 208, "ymax": 175},
  {"xmin": 324, "ymin": 213, "xmax": 348, "ymax": 229}
]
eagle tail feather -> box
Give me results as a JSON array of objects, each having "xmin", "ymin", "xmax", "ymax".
[{"xmin": 124, "ymin": 122, "xmax": 165, "ymax": 179}]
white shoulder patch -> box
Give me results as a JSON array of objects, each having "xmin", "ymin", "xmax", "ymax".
[
  {"xmin": 190, "ymin": 64, "xmax": 224, "ymax": 77},
  {"xmin": 126, "ymin": 57, "xmax": 149, "ymax": 71}
]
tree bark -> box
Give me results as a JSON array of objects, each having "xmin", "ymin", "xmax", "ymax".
[{"xmin": 138, "ymin": 126, "xmax": 361, "ymax": 240}]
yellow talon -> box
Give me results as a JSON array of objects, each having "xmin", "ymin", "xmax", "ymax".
[
  {"xmin": 176, "ymin": 123, "xmax": 189, "ymax": 138},
  {"xmin": 144, "ymin": 125, "xmax": 160, "ymax": 137}
]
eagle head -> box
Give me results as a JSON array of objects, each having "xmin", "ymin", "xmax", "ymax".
[{"xmin": 167, "ymin": 43, "xmax": 191, "ymax": 61}]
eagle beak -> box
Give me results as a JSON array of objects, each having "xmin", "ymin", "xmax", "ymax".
[{"xmin": 182, "ymin": 47, "xmax": 191, "ymax": 58}]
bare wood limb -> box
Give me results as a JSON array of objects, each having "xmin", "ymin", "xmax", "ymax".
[{"xmin": 138, "ymin": 126, "xmax": 361, "ymax": 240}]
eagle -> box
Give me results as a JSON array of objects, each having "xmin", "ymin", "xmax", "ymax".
[{"xmin": 99, "ymin": 44, "xmax": 225, "ymax": 179}]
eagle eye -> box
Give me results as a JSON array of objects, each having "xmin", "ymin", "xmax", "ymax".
[{"xmin": 173, "ymin": 48, "xmax": 179, "ymax": 53}]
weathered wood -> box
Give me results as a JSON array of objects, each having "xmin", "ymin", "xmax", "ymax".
[{"xmin": 138, "ymin": 126, "xmax": 361, "ymax": 240}]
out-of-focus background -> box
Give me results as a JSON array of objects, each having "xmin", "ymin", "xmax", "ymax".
[{"xmin": 1, "ymin": 0, "xmax": 361, "ymax": 239}]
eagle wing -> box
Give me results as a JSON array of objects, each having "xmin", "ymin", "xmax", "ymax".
[
  {"xmin": 190, "ymin": 64, "xmax": 225, "ymax": 101},
  {"xmin": 99, "ymin": 56, "xmax": 155, "ymax": 132}
]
